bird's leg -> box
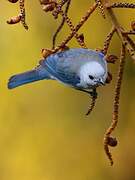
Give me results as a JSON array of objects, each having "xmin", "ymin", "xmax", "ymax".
[
  {"xmin": 77, "ymin": 88, "xmax": 98, "ymax": 97},
  {"xmin": 77, "ymin": 88, "xmax": 93, "ymax": 96},
  {"xmin": 90, "ymin": 88, "xmax": 97, "ymax": 98}
]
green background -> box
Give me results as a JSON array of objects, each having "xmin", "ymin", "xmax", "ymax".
[{"xmin": 0, "ymin": 0, "xmax": 135, "ymax": 179}]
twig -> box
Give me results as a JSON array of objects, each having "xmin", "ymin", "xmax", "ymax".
[
  {"xmin": 52, "ymin": 0, "xmax": 71, "ymax": 49},
  {"xmin": 52, "ymin": 0, "xmax": 69, "ymax": 19},
  {"xmin": 103, "ymin": 26, "xmax": 116, "ymax": 55},
  {"xmin": 19, "ymin": 0, "xmax": 28, "ymax": 30},
  {"xmin": 123, "ymin": 34, "xmax": 135, "ymax": 50},
  {"xmin": 95, "ymin": 0, "xmax": 106, "ymax": 18},
  {"xmin": 103, "ymin": 45, "xmax": 126, "ymax": 166},
  {"xmin": 107, "ymin": 2, "xmax": 135, "ymax": 9},
  {"xmin": 86, "ymin": 88, "xmax": 97, "ymax": 116},
  {"xmin": 123, "ymin": 31, "xmax": 135, "ymax": 35}
]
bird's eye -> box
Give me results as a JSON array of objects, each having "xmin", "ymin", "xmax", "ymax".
[{"xmin": 89, "ymin": 75, "xmax": 94, "ymax": 80}]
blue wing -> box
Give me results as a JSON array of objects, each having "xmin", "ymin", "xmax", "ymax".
[{"xmin": 39, "ymin": 50, "xmax": 80, "ymax": 86}]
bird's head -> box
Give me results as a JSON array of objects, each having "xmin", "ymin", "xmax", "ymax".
[{"xmin": 78, "ymin": 61, "xmax": 107, "ymax": 88}]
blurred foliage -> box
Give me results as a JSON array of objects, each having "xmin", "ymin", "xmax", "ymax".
[{"xmin": 0, "ymin": 0, "xmax": 135, "ymax": 179}]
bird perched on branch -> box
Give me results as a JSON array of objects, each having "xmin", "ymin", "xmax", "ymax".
[{"xmin": 8, "ymin": 48, "xmax": 107, "ymax": 94}]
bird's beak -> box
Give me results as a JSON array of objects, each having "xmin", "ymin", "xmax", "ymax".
[
  {"xmin": 95, "ymin": 79, "xmax": 105, "ymax": 85},
  {"xmin": 99, "ymin": 79, "xmax": 105, "ymax": 85}
]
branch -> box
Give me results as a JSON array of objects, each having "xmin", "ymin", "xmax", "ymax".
[{"xmin": 52, "ymin": 0, "xmax": 71, "ymax": 49}]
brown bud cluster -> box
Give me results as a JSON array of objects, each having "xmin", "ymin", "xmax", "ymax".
[
  {"xmin": 106, "ymin": 54, "xmax": 118, "ymax": 64},
  {"xmin": 106, "ymin": 72, "xmax": 112, "ymax": 84},
  {"xmin": 107, "ymin": 137, "xmax": 118, "ymax": 147},
  {"xmin": 39, "ymin": 0, "xmax": 56, "ymax": 12},
  {"xmin": 131, "ymin": 21, "xmax": 135, "ymax": 31},
  {"xmin": 78, "ymin": 33, "xmax": 85, "ymax": 42},
  {"xmin": 7, "ymin": 0, "xmax": 18, "ymax": 3},
  {"xmin": 42, "ymin": 48, "xmax": 53, "ymax": 58},
  {"xmin": 7, "ymin": 15, "xmax": 21, "ymax": 24}
]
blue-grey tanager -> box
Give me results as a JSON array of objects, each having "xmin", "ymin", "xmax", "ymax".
[{"xmin": 8, "ymin": 48, "xmax": 108, "ymax": 93}]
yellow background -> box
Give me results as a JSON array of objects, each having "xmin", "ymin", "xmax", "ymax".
[{"xmin": 0, "ymin": 0, "xmax": 135, "ymax": 179}]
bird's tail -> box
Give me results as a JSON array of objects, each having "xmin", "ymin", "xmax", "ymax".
[{"xmin": 8, "ymin": 68, "xmax": 49, "ymax": 89}]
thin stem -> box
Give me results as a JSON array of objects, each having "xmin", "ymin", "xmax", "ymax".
[
  {"xmin": 107, "ymin": 2, "xmax": 135, "ymax": 9},
  {"xmin": 86, "ymin": 88, "xmax": 97, "ymax": 116},
  {"xmin": 19, "ymin": 0, "xmax": 28, "ymax": 30},
  {"xmin": 123, "ymin": 31, "xmax": 135, "ymax": 35},
  {"xmin": 52, "ymin": 0, "xmax": 71, "ymax": 49},
  {"xmin": 103, "ymin": 26, "xmax": 116, "ymax": 55},
  {"xmin": 123, "ymin": 34, "xmax": 135, "ymax": 50},
  {"xmin": 104, "ymin": 45, "xmax": 126, "ymax": 166},
  {"xmin": 52, "ymin": 0, "xmax": 69, "ymax": 18},
  {"xmin": 95, "ymin": 0, "xmax": 105, "ymax": 18}
]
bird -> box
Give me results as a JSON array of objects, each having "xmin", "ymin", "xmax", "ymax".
[{"xmin": 8, "ymin": 48, "xmax": 108, "ymax": 94}]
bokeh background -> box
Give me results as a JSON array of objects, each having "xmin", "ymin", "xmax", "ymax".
[{"xmin": 1, "ymin": 0, "xmax": 135, "ymax": 179}]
